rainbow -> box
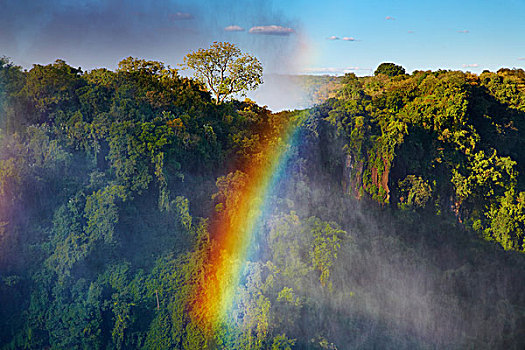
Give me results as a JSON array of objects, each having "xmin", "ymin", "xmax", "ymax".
[{"xmin": 189, "ymin": 111, "xmax": 303, "ymax": 331}]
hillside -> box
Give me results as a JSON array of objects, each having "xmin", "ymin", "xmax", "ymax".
[{"xmin": 1, "ymin": 57, "xmax": 525, "ymax": 349}]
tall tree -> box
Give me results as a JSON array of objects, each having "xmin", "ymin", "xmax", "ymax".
[{"xmin": 182, "ymin": 42, "xmax": 263, "ymax": 104}]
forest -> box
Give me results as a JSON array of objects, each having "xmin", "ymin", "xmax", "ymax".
[{"xmin": 1, "ymin": 53, "xmax": 525, "ymax": 349}]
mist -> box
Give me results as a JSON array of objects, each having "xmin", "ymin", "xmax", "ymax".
[
  {"xmin": 239, "ymin": 118, "xmax": 525, "ymax": 348},
  {"xmin": 248, "ymin": 75, "xmax": 308, "ymax": 111}
]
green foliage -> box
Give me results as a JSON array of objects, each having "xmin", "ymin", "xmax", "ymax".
[
  {"xmin": 484, "ymin": 189, "xmax": 525, "ymax": 250},
  {"xmin": 174, "ymin": 196, "xmax": 192, "ymax": 230},
  {"xmin": 0, "ymin": 156, "xmax": 24, "ymax": 203},
  {"xmin": 2, "ymin": 51, "xmax": 525, "ymax": 350},
  {"xmin": 183, "ymin": 42, "xmax": 263, "ymax": 104},
  {"xmin": 326, "ymin": 68, "xmax": 525, "ymax": 252},
  {"xmin": 46, "ymin": 193, "xmax": 87, "ymax": 278},
  {"xmin": 117, "ymin": 57, "xmax": 178, "ymax": 78},
  {"xmin": 309, "ymin": 218, "xmax": 345, "ymax": 289},
  {"xmin": 374, "ymin": 62, "xmax": 406, "ymax": 77},
  {"xmin": 271, "ymin": 334, "xmax": 296, "ymax": 350},
  {"xmin": 19, "ymin": 59, "xmax": 85, "ymax": 125},
  {"xmin": 212, "ymin": 170, "xmax": 248, "ymax": 217},
  {"xmin": 84, "ymin": 186, "xmax": 121, "ymax": 244},
  {"xmin": 0, "ymin": 57, "xmax": 25, "ymax": 133},
  {"xmin": 398, "ymin": 175, "xmax": 433, "ymax": 209}
]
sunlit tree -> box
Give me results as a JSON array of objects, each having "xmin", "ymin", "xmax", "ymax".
[{"xmin": 182, "ymin": 42, "xmax": 263, "ymax": 104}]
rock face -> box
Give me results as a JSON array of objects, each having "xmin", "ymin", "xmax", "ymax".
[{"xmin": 344, "ymin": 152, "xmax": 390, "ymax": 203}]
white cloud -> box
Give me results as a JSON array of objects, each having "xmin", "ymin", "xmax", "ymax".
[
  {"xmin": 170, "ymin": 12, "xmax": 193, "ymax": 20},
  {"xmin": 249, "ymin": 25, "xmax": 294, "ymax": 36},
  {"xmin": 462, "ymin": 63, "xmax": 479, "ymax": 68},
  {"xmin": 327, "ymin": 36, "xmax": 359, "ymax": 41},
  {"xmin": 385, "ymin": 16, "xmax": 395, "ymax": 20},
  {"xmin": 224, "ymin": 25, "xmax": 244, "ymax": 32},
  {"xmin": 457, "ymin": 30, "xmax": 469, "ymax": 33}
]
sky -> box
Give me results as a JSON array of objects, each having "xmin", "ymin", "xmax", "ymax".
[{"xmin": 1, "ymin": 0, "xmax": 525, "ymax": 77}]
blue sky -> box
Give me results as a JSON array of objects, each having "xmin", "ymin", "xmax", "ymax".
[
  {"xmin": 280, "ymin": 0, "xmax": 525, "ymax": 75},
  {"xmin": 1, "ymin": 0, "xmax": 524, "ymax": 76}
]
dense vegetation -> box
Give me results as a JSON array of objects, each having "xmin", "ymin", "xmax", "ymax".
[
  {"xmin": 1, "ymin": 55, "xmax": 525, "ymax": 349},
  {"xmin": 326, "ymin": 68, "xmax": 525, "ymax": 250}
]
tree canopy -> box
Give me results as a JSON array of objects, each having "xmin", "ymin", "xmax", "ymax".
[
  {"xmin": 1, "ymin": 53, "xmax": 525, "ymax": 349},
  {"xmin": 182, "ymin": 41, "xmax": 263, "ymax": 104},
  {"xmin": 374, "ymin": 62, "xmax": 406, "ymax": 77}
]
